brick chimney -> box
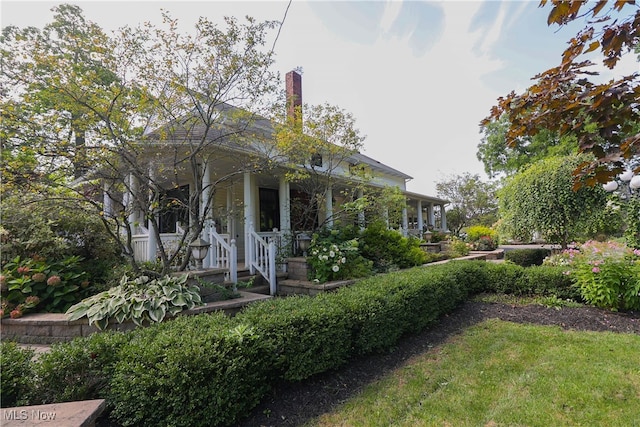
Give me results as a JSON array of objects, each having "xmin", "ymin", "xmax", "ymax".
[{"xmin": 286, "ymin": 70, "xmax": 302, "ymax": 125}]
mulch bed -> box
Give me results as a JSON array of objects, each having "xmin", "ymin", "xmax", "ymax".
[{"xmin": 235, "ymin": 301, "xmax": 640, "ymax": 427}]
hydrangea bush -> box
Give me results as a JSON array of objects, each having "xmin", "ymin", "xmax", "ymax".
[
  {"xmin": 1, "ymin": 255, "xmax": 90, "ymax": 317},
  {"xmin": 307, "ymin": 239, "xmax": 352, "ymax": 283}
]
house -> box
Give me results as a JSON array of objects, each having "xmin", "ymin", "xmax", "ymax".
[{"xmin": 101, "ymin": 70, "xmax": 448, "ymax": 291}]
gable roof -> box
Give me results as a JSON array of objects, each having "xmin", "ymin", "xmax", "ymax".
[{"xmin": 145, "ymin": 101, "xmax": 414, "ymax": 183}]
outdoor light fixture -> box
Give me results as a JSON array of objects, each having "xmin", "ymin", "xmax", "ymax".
[
  {"xmin": 603, "ymin": 170, "xmax": 640, "ymax": 199},
  {"xmin": 297, "ymin": 232, "xmax": 311, "ymax": 257},
  {"xmin": 189, "ymin": 237, "xmax": 210, "ymax": 270}
]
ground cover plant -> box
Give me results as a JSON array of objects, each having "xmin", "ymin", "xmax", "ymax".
[{"xmin": 307, "ymin": 319, "xmax": 640, "ymax": 427}]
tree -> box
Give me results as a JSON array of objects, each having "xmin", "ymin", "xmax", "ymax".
[
  {"xmin": 273, "ymin": 102, "xmax": 369, "ymax": 230},
  {"xmin": 498, "ymin": 155, "xmax": 608, "ymax": 248},
  {"xmin": 482, "ymin": 1, "xmax": 640, "ymax": 186},
  {"xmin": 1, "ymin": 5, "xmax": 281, "ymax": 275},
  {"xmin": 477, "ymin": 115, "xmax": 577, "ymax": 179},
  {"xmin": 435, "ymin": 173, "xmax": 498, "ymax": 236}
]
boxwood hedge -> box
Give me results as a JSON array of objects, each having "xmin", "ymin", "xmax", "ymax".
[{"xmin": 1, "ymin": 261, "xmax": 576, "ymax": 426}]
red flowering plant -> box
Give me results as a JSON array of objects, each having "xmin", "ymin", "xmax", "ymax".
[{"xmin": 1, "ymin": 255, "xmax": 91, "ymax": 316}]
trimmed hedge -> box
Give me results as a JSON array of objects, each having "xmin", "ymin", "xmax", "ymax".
[
  {"xmin": 0, "ymin": 261, "xmax": 577, "ymax": 426},
  {"xmin": 504, "ymin": 248, "xmax": 552, "ymax": 267},
  {"xmin": 108, "ymin": 312, "xmax": 275, "ymax": 427},
  {"xmin": 0, "ymin": 342, "xmax": 34, "ymax": 407}
]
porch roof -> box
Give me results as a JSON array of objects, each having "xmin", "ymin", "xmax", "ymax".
[
  {"xmin": 144, "ymin": 102, "xmax": 416, "ymax": 184},
  {"xmin": 403, "ymin": 189, "xmax": 449, "ymax": 205}
]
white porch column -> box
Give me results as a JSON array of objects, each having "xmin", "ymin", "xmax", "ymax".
[
  {"xmin": 227, "ymin": 187, "xmax": 234, "ymax": 236},
  {"xmin": 428, "ymin": 203, "xmax": 435, "ymax": 228},
  {"xmin": 325, "ymin": 185, "xmax": 334, "ymax": 228},
  {"xmin": 357, "ymin": 188, "xmax": 365, "ymax": 230},
  {"xmin": 416, "ymin": 200, "xmax": 423, "ymax": 233},
  {"xmin": 401, "ymin": 207, "xmax": 408, "ymax": 237},
  {"xmin": 279, "ymin": 177, "xmax": 291, "ymax": 233},
  {"xmin": 126, "ymin": 173, "xmax": 138, "ymax": 228},
  {"xmin": 440, "ymin": 204, "xmax": 448, "ymax": 231},
  {"xmin": 244, "ymin": 172, "xmax": 256, "ymax": 262},
  {"xmin": 103, "ymin": 181, "xmax": 113, "ymax": 219},
  {"xmin": 201, "ymin": 161, "xmax": 212, "ymax": 268},
  {"xmin": 147, "ymin": 168, "xmax": 158, "ymax": 262}
]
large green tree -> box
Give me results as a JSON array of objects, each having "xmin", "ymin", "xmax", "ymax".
[
  {"xmin": 435, "ymin": 173, "xmax": 498, "ymax": 236},
  {"xmin": 498, "ymin": 155, "xmax": 608, "ymax": 248},
  {"xmin": 477, "ymin": 115, "xmax": 577, "ymax": 178},
  {"xmin": 1, "ymin": 4, "xmax": 281, "ymax": 275},
  {"xmin": 483, "ymin": 1, "xmax": 640, "ymax": 186}
]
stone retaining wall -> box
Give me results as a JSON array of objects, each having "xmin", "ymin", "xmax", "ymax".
[{"xmin": 1, "ymin": 291, "xmax": 271, "ymax": 344}]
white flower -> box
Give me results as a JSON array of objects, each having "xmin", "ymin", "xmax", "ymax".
[
  {"xmin": 341, "ymin": 257, "xmax": 346, "ymax": 264},
  {"xmin": 332, "ymin": 265, "xmax": 339, "ymax": 272},
  {"xmin": 322, "ymin": 255, "xmax": 329, "ymax": 261},
  {"xmin": 329, "ymin": 251, "xmax": 335, "ymax": 258}
]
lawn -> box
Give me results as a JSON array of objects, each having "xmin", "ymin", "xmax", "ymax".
[{"xmin": 308, "ymin": 319, "xmax": 640, "ymax": 427}]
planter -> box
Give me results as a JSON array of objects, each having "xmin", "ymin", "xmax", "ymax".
[{"xmin": 286, "ymin": 257, "xmax": 310, "ymax": 281}]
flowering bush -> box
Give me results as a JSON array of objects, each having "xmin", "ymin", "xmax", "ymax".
[
  {"xmin": 545, "ymin": 241, "xmax": 640, "ymax": 311},
  {"xmin": 465, "ymin": 225, "xmax": 499, "ymax": 251},
  {"xmin": 1, "ymin": 255, "xmax": 90, "ymax": 316},
  {"xmin": 308, "ymin": 239, "xmax": 351, "ymax": 283},
  {"xmin": 306, "ymin": 231, "xmax": 373, "ymax": 283}
]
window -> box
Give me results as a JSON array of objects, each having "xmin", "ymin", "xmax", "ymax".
[
  {"xmin": 159, "ymin": 185, "xmax": 190, "ymax": 234},
  {"xmin": 310, "ymin": 153, "xmax": 322, "ymax": 167},
  {"xmin": 259, "ymin": 188, "xmax": 280, "ymax": 232}
]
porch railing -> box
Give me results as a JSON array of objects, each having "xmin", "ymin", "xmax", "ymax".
[
  {"xmin": 248, "ymin": 225, "xmax": 276, "ymax": 296},
  {"xmin": 207, "ymin": 229, "xmax": 238, "ymax": 285}
]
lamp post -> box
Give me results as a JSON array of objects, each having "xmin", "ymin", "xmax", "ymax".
[
  {"xmin": 189, "ymin": 237, "xmax": 210, "ymax": 270},
  {"xmin": 297, "ymin": 232, "xmax": 311, "ymax": 257},
  {"xmin": 604, "ymin": 170, "xmax": 640, "ymax": 247}
]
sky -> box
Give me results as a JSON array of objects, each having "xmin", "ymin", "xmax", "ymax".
[{"xmin": 2, "ymin": 0, "xmax": 639, "ymax": 196}]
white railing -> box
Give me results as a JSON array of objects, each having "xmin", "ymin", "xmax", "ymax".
[
  {"xmin": 248, "ymin": 225, "xmax": 277, "ymax": 295},
  {"xmin": 130, "ymin": 233, "xmax": 184, "ymax": 262},
  {"xmin": 208, "ymin": 229, "xmax": 238, "ymax": 285},
  {"xmin": 132, "ymin": 235, "xmax": 148, "ymax": 261}
]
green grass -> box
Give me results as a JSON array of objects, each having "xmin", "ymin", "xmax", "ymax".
[
  {"xmin": 307, "ymin": 320, "xmax": 640, "ymax": 427},
  {"xmin": 473, "ymin": 292, "xmax": 583, "ymax": 309}
]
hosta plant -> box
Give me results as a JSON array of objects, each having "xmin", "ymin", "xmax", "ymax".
[{"xmin": 66, "ymin": 274, "xmax": 202, "ymax": 329}]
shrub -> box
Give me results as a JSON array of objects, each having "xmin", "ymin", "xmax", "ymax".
[
  {"xmin": 307, "ymin": 234, "xmax": 372, "ymax": 283},
  {"xmin": 108, "ymin": 313, "xmax": 275, "ymax": 427},
  {"xmin": 505, "ymin": 248, "xmax": 552, "ymax": 267},
  {"xmin": 0, "ymin": 342, "xmax": 35, "ymax": 407},
  {"xmin": 1, "ymin": 255, "xmax": 91, "ymax": 316},
  {"xmin": 236, "ymin": 294, "xmax": 352, "ymax": 381},
  {"xmin": 517, "ymin": 265, "xmax": 579, "ymax": 300},
  {"xmin": 0, "ymin": 193, "xmax": 122, "ymax": 288},
  {"xmin": 466, "ymin": 225, "xmax": 499, "ymax": 251},
  {"xmin": 568, "ymin": 241, "xmax": 640, "ymax": 311},
  {"xmin": 360, "ymin": 221, "xmax": 427, "ymax": 272},
  {"xmin": 31, "ymin": 331, "xmax": 132, "ymax": 404},
  {"xmin": 66, "ymin": 274, "xmax": 203, "ymax": 329},
  {"xmin": 446, "ymin": 237, "xmax": 471, "ymax": 258}
]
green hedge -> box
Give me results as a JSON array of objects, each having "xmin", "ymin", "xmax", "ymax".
[
  {"xmin": 108, "ymin": 312, "xmax": 275, "ymax": 427},
  {"xmin": 504, "ymin": 248, "xmax": 552, "ymax": 267},
  {"xmin": 0, "ymin": 342, "xmax": 34, "ymax": 407},
  {"xmin": 0, "ymin": 261, "xmax": 577, "ymax": 426}
]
